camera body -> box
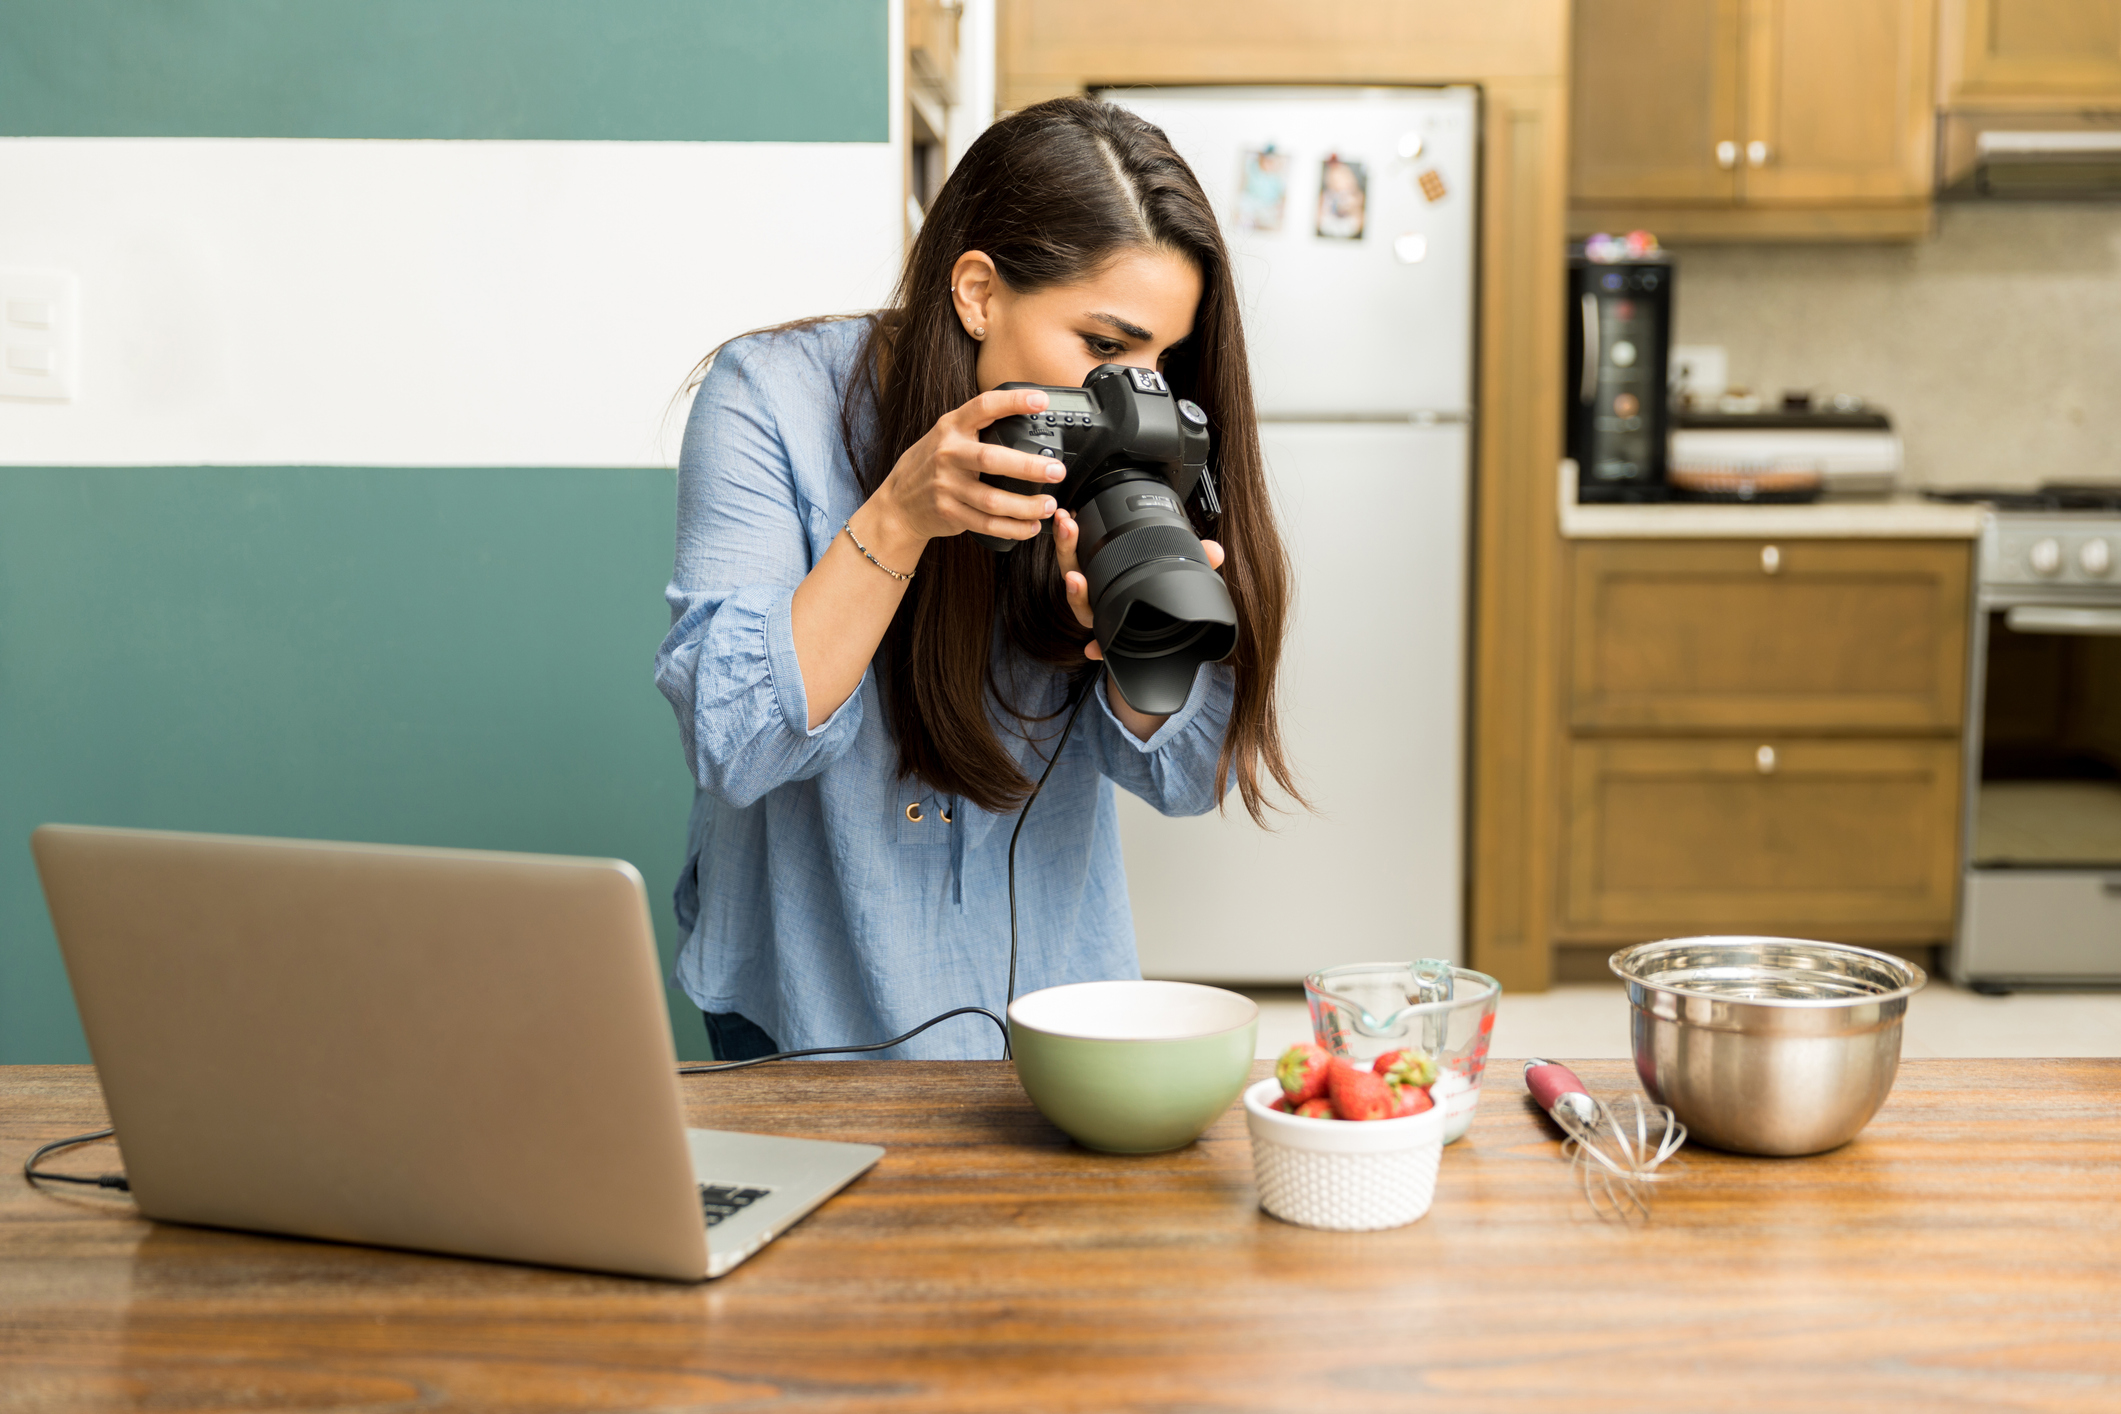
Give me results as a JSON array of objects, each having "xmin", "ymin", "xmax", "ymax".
[
  {"xmin": 977, "ymin": 364, "xmax": 1237, "ymax": 715},
  {"xmin": 977, "ymin": 363, "xmax": 1213, "ymax": 530}
]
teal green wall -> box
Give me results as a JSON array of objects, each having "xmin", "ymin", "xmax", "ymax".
[
  {"xmin": 0, "ymin": 0, "xmax": 886, "ymax": 141},
  {"xmin": 0, "ymin": 467, "xmax": 712, "ymax": 1063}
]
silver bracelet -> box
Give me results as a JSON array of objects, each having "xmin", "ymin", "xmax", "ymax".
[{"xmin": 842, "ymin": 520, "xmax": 914, "ymax": 582}]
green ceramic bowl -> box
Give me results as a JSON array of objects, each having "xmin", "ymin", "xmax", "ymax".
[{"xmin": 1008, "ymin": 981, "xmax": 1259, "ymax": 1154}]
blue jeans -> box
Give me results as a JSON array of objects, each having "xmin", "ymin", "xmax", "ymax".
[{"xmin": 702, "ymin": 1010, "xmax": 781, "ymax": 1062}]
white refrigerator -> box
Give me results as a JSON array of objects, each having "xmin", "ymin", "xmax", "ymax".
[{"xmin": 1101, "ymin": 86, "xmax": 1477, "ymax": 980}]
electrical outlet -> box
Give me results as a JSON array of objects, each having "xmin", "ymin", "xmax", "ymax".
[
  {"xmin": 0, "ymin": 269, "xmax": 78, "ymax": 402},
  {"xmin": 1668, "ymin": 344, "xmax": 1726, "ymax": 406}
]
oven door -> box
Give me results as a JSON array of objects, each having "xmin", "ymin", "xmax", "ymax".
[{"xmin": 1956, "ymin": 601, "xmax": 2121, "ymax": 985}]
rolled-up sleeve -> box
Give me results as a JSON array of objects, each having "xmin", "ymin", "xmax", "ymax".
[
  {"xmin": 1082, "ymin": 663, "xmax": 1237, "ymax": 817},
  {"xmin": 654, "ymin": 339, "xmax": 864, "ymax": 809}
]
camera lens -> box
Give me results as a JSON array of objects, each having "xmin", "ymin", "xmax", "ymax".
[
  {"xmin": 1074, "ymin": 471, "xmax": 1239, "ymax": 715},
  {"xmin": 1109, "ymin": 602, "xmax": 1211, "ymax": 659}
]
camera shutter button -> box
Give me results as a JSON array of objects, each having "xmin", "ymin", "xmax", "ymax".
[{"xmin": 1178, "ymin": 399, "xmax": 1208, "ymax": 427}]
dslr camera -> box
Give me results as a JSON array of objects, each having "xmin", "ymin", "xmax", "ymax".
[{"xmin": 977, "ymin": 364, "xmax": 1237, "ymax": 715}]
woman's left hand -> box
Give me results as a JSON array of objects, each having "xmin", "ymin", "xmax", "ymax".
[{"xmin": 1054, "ymin": 509, "xmax": 1224, "ymax": 663}]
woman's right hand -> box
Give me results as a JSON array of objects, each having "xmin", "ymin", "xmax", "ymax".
[{"xmin": 874, "ymin": 388, "xmax": 1068, "ymax": 545}]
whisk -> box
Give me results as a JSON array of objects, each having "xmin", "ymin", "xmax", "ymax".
[{"xmin": 1525, "ymin": 1059, "xmax": 1686, "ymax": 1222}]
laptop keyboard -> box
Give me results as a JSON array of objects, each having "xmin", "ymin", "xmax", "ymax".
[{"xmin": 698, "ymin": 1183, "xmax": 773, "ymax": 1228}]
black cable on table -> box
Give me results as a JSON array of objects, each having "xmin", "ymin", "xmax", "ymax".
[
  {"xmin": 677, "ymin": 1005, "xmax": 1010, "ymax": 1073},
  {"xmin": 22, "ymin": 1127, "xmax": 128, "ymax": 1191}
]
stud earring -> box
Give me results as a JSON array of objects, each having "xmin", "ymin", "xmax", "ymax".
[{"xmin": 973, "ymin": 326, "xmax": 986, "ymax": 339}]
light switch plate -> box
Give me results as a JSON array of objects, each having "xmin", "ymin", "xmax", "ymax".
[
  {"xmin": 1668, "ymin": 344, "xmax": 1726, "ymax": 407},
  {"xmin": 0, "ymin": 269, "xmax": 79, "ymax": 401}
]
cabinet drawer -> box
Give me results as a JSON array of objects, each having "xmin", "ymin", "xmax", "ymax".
[
  {"xmin": 1561, "ymin": 737, "xmax": 1961, "ymax": 937},
  {"xmin": 1569, "ymin": 540, "xmax": 1971, "ymax": 732}
]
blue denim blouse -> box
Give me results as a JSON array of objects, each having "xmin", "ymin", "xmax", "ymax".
[{"xmin": 654, "ymin": 318, "xmax": 1236, "ymax": 1059}]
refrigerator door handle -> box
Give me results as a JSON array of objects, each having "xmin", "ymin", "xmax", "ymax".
[{"xmin": 1579, "ymin": 294, "xmax": 1599, "ymax": 405}]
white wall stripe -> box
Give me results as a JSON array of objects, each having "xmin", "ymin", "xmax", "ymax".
[{"xmin": 0, "ymin": 137, "xmax": 901, "ymax": 467}]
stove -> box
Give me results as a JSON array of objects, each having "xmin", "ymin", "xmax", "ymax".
[
  {"xmin": 1929, "ymin": 483, "xmax": 2121, "ymax": 597},
  {"xmin": 1937, "ymin": 484, "xmax": 2121, "ymax": 989},
  {"xmin": 1927, "ymin": 483, "xmax": 2121, "ymax": 515}
]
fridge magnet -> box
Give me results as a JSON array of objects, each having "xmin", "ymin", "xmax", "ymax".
[
  {"xmin": 1315, "ymin": 154, "xmax": 1367, "ymax": 240},
  {"xmin": 1418, "ymin": 167, "xmax": 1448, "ymax": 203},
  {"xmin": 1235, "ymin": 146, "xmax": 1290, "ymax": 232}
]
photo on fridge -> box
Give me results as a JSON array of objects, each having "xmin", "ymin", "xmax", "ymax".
[
  {"xmin": 1235, "ymin": 145, "xmax": 1290, "ymax": 232},
  {"xmin": 1315, "ymin": 153, "xmax": 1367, "ymax": 240}
]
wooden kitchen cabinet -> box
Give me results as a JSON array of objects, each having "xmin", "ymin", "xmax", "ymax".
[
  {"xmin": 1571, "ymin": 0, "xmax": 1938, "ymax": 239},
  {"xmin": 1941, "ymin": 0, "xmax": 2121, "ymax": 103},
  {"xmin": 1569, "ymin": 540, "xmax": 1972, "ymax": 732},
  {"xmin": 1571, "ymin": 0, "xmax": 1742, "ymax": 202},
  {"xmin": 1557, "ymin": 538, "xmax": 1973, "ymax": 953},
  {"xmin": 1743, "ymin": 0, "xmax": 1941, "ymax": 203},
  {"xmin": 1561, "ymin": 736, "xmax": 1962, "ymax": 939}
]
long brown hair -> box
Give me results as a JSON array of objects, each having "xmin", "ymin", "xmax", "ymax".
[{"xmin": 716, "ymin": 97, "xmax": 1300, "ymax": 822}]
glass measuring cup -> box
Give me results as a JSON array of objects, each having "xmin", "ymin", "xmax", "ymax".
[{"xmin": 1304, "ymin": 961, "xmax": 1501, "ymax": 1144}]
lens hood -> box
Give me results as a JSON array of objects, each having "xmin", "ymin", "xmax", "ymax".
[{"xmin": 1093, "ymin": 558, "xmax": 1238, "ymax": 715}]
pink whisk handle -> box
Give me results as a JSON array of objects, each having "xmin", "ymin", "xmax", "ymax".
[{"xmin": 1524, "ymin": 1059, "xmax": 1598, "ymax": 1126}]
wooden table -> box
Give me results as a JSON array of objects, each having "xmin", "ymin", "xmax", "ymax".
[{"xmin": 5, "ymin": 1059, "xmax": 2118, "ymax": 1412}]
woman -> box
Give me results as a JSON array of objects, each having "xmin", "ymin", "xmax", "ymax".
[{"xmin": 656, "ymin": 97, "xmax": 1298, "ymax": 1062}]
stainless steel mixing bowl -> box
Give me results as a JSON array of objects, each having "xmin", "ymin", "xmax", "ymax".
[{"xmin": 1611, "ymin": 937, "xmax": 1927, "ymax": 1157}]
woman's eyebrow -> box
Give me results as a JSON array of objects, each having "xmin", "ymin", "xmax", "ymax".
[{"xmin": 1086, "ymin": 311, "xmax": 1154, "ymax": 342}]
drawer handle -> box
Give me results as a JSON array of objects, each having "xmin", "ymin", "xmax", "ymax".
[
  {"xmin": 1756, "ymin": 745, "xmax": 1778, "ymax": 774},
  {"xmin": 1760, "ymin": 544, "xmax": 1782, "ymax": 575}
]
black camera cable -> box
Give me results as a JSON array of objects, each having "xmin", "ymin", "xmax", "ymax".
[
  {"xmin": 676, "ymin": 666, "xmax": 1098, "ymax": 1073},
  {"xmin": 24, "ymin": 672, "xmax": 1102, "ymax": 1192},
  {"xmin": 22, "ymin": 1127, "xmax": 127, "ymax": 1193}
]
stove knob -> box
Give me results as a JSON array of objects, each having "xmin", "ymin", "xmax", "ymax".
[
  {"xmin": 2081, "ymin": 538, "xmax": 2114, "ymax": 578},
  {"xmin": 2030, "ymin": 538, "xmax": 2064, "ymax": 577}
]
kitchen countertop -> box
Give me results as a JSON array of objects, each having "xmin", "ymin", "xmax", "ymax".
[
  {"xmin": 5, "ymin": 1057, "xmax": 2117, "ymax": 1412},
  {"xmin": 1559, "ymin": 461, "xmax": 1989, "ymax": 539}
]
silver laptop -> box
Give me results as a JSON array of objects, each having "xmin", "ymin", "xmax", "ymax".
[{"xmin": 31, "ymin": 824, "xmax": 881, "ymax": 1281}]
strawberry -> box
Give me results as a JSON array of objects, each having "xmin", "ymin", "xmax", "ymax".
[
  {"xmin": 1264, "ymin": 1093, "xmax": 1291, "ymax": 1113},
  {"xmin": 1374, "ymin": 1048, "xmax": 1439, "ymax": 1089},
  {"xmin": 1275, "ymin": 1043, "xmax": 1333, "ymax": 1105},
  {"xmin": 1294, "ymin": 1098, "xmax": 1336, "ymax": 1119},
  {"xmin": 1328, "ymin": 1057, "xmax": 1399, "ymax": 1121},
  {"xmin": 1389, "ymin": 1082, "xmax": 1435, "ymax": 1119}
]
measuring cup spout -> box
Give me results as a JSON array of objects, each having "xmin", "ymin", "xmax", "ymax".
[{"xmin": 1315, "ymin": 959, "xmax": 1457, "ymax": 1037}]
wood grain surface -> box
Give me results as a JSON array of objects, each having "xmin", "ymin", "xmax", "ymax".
[{"xmin": 5, "ymin": 1058, "xmax": 2118, "ymax": 1413}]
